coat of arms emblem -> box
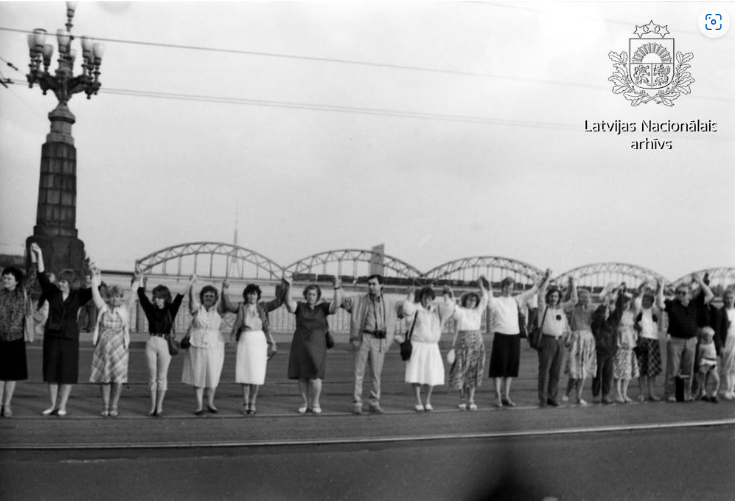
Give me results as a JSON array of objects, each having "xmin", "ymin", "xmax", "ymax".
[{"xmin": 609, "ymin": 21, "xmax": 694, "ymax": 106}]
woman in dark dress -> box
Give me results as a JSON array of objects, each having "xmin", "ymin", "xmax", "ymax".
[
  {"xmin": 284, "ymin": 276, "xmax": 341, "ymax": 414},
  {"xmin": 34, "ymin": 244, "xmax": 93, "ymax": 416},
  {"xmin": 0, "ymin": 251, "xmax": 37, "ymax": 417}
]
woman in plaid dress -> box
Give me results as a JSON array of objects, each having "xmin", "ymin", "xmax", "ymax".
[{"xmin": 89, "ymin": 268, "xmax": 140, "ymax": 417}]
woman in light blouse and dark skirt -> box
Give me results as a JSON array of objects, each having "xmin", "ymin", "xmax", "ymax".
[
  {"xmin": 221, "ymin": 279, "xmax": 285, "ymax": 414},
  {"xmin": 137, "ymin": 272, "xmax": 192, "ymax": 416},
  {"xmin": 34, "ymin": 244, "xmax": 93, "ymax": 416}
]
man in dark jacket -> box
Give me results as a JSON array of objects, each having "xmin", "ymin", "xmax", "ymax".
[{"xmin": 591, "ymin": 283, "xmax": 625, "ymax": 404}]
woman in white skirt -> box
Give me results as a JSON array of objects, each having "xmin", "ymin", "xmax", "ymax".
[
  {"xmin": 399, "ymin": 286, "xmax": 455, "ymax": 411},
  {"xmin": 182, "ymin": 276, "xmax": 227, "ymax": 415},
  {"xmin": 222, "ymin": 280, "xmax": 285, "ymax": 414}
]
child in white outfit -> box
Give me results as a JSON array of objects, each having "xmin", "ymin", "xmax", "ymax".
[{"xmin": 697, "ymin": 327, "xmax": 720, "ymax": 403}]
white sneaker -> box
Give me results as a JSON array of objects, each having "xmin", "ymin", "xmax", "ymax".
[{"xmin": 561, "ymin": 394, "xmax": 569, "ymax": 403}]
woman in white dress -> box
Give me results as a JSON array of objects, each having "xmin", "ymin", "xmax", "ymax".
[
  {"xmin": 399, "ymin": 286, "xmax": 455, "ymax": 411},
  {"xmin": 222, "ymin": 280, "xmax": 285, "ymax": 414},
  {"xmin": 182, "ymin": 276, "xmax": 227, "ymax": 415}
]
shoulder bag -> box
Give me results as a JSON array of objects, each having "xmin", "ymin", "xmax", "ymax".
[
  {"xmin": 529, "ymin": 307, "xmax": 548, "ymax": 350},
  {"xmin": 400, "ymin": 312, "xmax": 419, "ymax": 361},
  {"xmin": 180, "ymin": 310, "xmax": 197, "ymax": 350},
  {"xmin": 164, "ymin": 310, "xmax": 180, "ymax": 356}
]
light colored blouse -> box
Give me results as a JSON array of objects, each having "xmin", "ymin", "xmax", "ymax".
[
  {"xmin": 190, "ymin": 305, "xmax": 225, "ymax": 348},
  {"xmin": 452, "ymin": 292, "xmax": 488, "ymax": 332},
  {"xmin": 402, "ymin": 299, "xmax": 455, "ymax": 344}
]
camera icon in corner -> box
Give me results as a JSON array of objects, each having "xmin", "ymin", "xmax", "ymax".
[
  {"xmin": 699, "ymin": 7, "xmax": 730, "ymax": 38},
  {"xmin": 705, "ymin": 14, "xmax": 723, "ymax": 30}
]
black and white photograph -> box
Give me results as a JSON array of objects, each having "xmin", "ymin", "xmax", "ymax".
[{"xmin": 0, "ymin": 1, "xmax": 733, "ymax": 500}]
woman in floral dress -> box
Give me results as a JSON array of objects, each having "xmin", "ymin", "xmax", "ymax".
[
  {"xmin": 449, "ymin": 278, "xmax": 488, "ymax": 411},
  {"xmin": 562, "ymin": 287, "xmax": 597, "ymax": 405},
  {"xmin": 613, "ymin": 289, "xmax": 639, "ymax": 403}
]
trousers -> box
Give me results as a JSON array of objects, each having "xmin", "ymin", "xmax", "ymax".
[
  {"xmin": 664, "ymin": 337, "xmax": 697, "ymax": 399},
  {"xmin": 353, "ymin": 333, "xmax": 386, "ymax": 406},
  {"xmin": 146, "ymin": 336, "xmax": 172, "ymax": 392},
  {"xmin": 537, "ymin": 336, "xmax": 564, "ymax": 403},
  {"xmin": 593, "ymin": 350, "xmax": 614, "ymax": 398}
]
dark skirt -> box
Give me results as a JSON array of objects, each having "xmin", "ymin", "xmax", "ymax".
[
  {"xmin": 488, "ymin": 333, "xmax": 521, "ymax": 378},
  {"xmin": 0, "ymin": 338, "xmax": 28, "ymax": 381},
  {"xmin": 43, "ymin": 336, "xmax": 79, "ymax": 384},
  {"xmin": 287, "ymin": 328, "xmax": 327, "ymax": 380}
]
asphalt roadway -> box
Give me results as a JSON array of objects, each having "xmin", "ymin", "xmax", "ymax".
[{"xmin": 1, "ymin": 332, "xmax": 734, "ymax": 500}]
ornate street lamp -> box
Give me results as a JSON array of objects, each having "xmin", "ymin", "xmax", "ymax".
[{"xmin": 25, "ymin": 2, "xmax": 105, "ymax": 275}]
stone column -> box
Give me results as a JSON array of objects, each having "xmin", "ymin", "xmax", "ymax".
[{"xmin": 26, "ymin": 101, "xmax": 86, "ymax": 275}]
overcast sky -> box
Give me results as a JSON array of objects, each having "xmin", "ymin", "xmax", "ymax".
[{"xmin": 1, "ymin": 1, "xmax": 733, "ymax": 281}]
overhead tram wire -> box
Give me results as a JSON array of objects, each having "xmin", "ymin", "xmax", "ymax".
[
  {"xmin": 1, "ymin": 26, "xmax": 728, "ymax": 102},
  {"xmin": 7, "ymin": 78, "xmax": 576, "ymax": 131}
]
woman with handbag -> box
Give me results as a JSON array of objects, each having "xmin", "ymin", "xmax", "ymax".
[
  {"xmin": 284, "ymin": 276, "xmax": 341, "ymax": 414},
  {"xmin": 448, "ymin": 277, "xmax": 488, "ymax": 411},
  {"xmin": 88, "ymin": 268, "xmax": 140, "ymax": 417},
  {"xmin": 0, "ymin": 250, "xmax": 38, "ymax": 417},
  {"xmin": 536, "ymin": 276, "xmax": 577, "ymax": 407},
  {"xmin": 182, "ymin": 276, "xmax": 228, "ymax": 415},
  {"xmin": 137, "ymin": 272, "xmax": 192, "ymax": 417},
  {"xmin": 487, "ymin": 270, "xmax": 550, "ymax": 408},
  {"xmin": 399, "ymin": 286, "xmax": 455, "ymax": 412},
  {"xmin": 221, "ymin": 279, "xmax": 285, "ymax": 414}
]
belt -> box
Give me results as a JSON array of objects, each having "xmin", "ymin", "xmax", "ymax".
[
  {"xmin": 363, "ymin": 329, "xmax": 378, "ymax": 335},
  {"xmin": 542, "ymin": 333, "xmax": 563, "ymax": 340},
  {"xmin": 150, "ymin": 333, "xmax": 168, "ymax": 338}
]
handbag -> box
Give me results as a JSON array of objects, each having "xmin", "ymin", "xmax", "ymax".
[
  {"xmin": 180, "ymin": 311, "xmax": 197, "ymax": 350},
  {"xmin": 164, "ymin": 311, "xmax": 180, "ymax": 356},
  {"xmin": 267, "ymin": 342, "xmax": 278, "ymax": 360},
  {"xmin": 22, "ymin": 289, "xmax": 34, "ymax": 343},
  {"xmin": 529, "ymin": 307, "xmax": 548, "ymax": 350},
  {"xmin": 400, "ymin": 313, "xmax": 419, "ymax": 361},
  {"xmin": 326, "ymin": 329, "xmax": 335, "ymax": 349},
  {"xmin": 446, "ymin": 348, "xmax": 456, "ymax": 365}
]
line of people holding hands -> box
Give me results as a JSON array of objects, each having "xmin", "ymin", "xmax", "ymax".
[{"xmin": 1, "ymin": 243, "xmax": 733, "ymax": 418}]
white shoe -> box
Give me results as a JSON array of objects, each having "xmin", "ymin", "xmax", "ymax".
[{"xmin": 561, "ymin": 394, "xmax": 569, "ymax": 403}]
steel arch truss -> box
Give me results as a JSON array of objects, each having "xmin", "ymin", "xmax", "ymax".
[
  {"xmin": 672, "ymin": 267, "xmax": 735, "ymax": 292},
  {"xmin": 423, "ymin": 256, "xmax": 544, "ymax": 286},
  {"xmin": 284, "ymin": 249, "xmax": 422, "ymax": 281},
  {"xmin": 135, "ymin": 242, "xmax": 284, "ymax": 280},
  {"xmin": 555, "ymin": 263, "xmax": 668, "ymax": 291}
]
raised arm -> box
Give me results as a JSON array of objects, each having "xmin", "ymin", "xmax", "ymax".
[
  {"xmin": 655, "ymin": 279, "xmax": 666, "ymax": 310},
  {"xmin": 188, "ymin": 275, "xmax": 200, "ymax": 313},
  {"xmin": 219, "ymin": 279, "xmax": 238, "ymax": 314},
  {"xmin": 477, "ymin": 277, "xmax": 489, "ymax": 311},
  {"xmin": 329, "ymin": 276, "xmax": 342, "ymax": 314},
  {"xmin": 401, "ymin": 287, "xmax": 417, "ymax": 317},
  {"xmin": 262, "ymin": 278, "xmax": 287, "ymax": 313},
  {"xmin": 518, "ymin": 268, "xmax": 552, "ymax": 306},
  {"xmin": 125, "ymin": 272, "xmax": 141, "ymax": 313},
  {"xmin": 89, "ymin": 266, "xmax": 106, "ymax": 310},
  {"xmin": 562, "ymin": 277, "xmax": 578, "ymax": 311},
  {"xmin": 284, "ymin": 277, "xmax": 297, "ymax": 313},
  {"xmin": 693, "ymin": 273, "xmax": 714, "ymax": 305},
  {"xmin": 439, "ymin": 286, "xmax": 456, "ymax": 323}
]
